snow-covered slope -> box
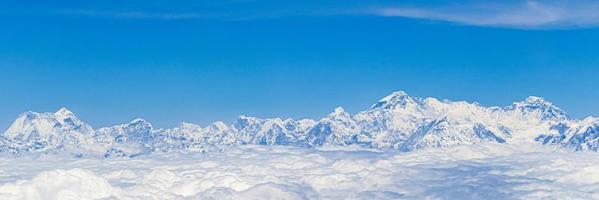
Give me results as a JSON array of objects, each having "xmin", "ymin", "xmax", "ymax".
[
  {"xmin": 537, "ymin": 117, "xmax": 599, "ymax": 151},
  {"xmin": 234, "ymin": 116, "xmax": 315, "ymax": 146},
  {"xmin": 92, "ymin": 118, "xmax": 160, "ymax": 157},
  {"xmin": 0, "ymin": 91, "xmax": 594, "ymax": 156}
]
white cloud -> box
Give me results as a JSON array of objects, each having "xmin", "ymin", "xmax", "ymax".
[
  {"xmin": 1, "ymin": 143, "xmax": 599, "ymax": 199},
  {"xmin": 56, "ymin": 1, "xmax": 599, "ymax": 29},
  {"xmin": 371, "ymin": 0, "xmax": 599, "ymax": 29},
  {"xmin": 59, "ymin": 10, "xmax": 231, "ymax": 20}
]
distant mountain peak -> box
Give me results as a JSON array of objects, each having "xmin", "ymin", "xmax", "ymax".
[
  {"xmin": 510, "ymin": 96, "xmax": 567, "ymax": 120},
  {"xmin": 16, "ymin": 111, "xmax": 38, "ymax": 120},
  {"xmin": 377, "ymin": 91, "xmax": 411, "ymax": 104},
  {"xmin": 209, "ymin": 121, "xmax": 229, "ymax": 130},
  {"xmin": 516, "ymin": 96, "xmax": 554, "ymax": 107},
  {"xmin": 524, "ymin": 96, "xmax": 545, "ymax": 103},
  {"xmin": 130, "ymin": 118, "xmax": 147, "ymax": 123},
  {"xmin": 235, "ymin": 115, "xmax": 263, "ymax": 130},
  {"xmin": 54, "ymin": 107, "xmax": 74, "ymax": 116},
  {"xmin": 582, "ymin": 116, "xmax": 599, "ymax": 123},
  {"xmin": 125, "ymin": 118, "xmax": 153, "ymax": 132},
  {"xmin": 370, "ymin": 91, "xmax": 421, "ymax": 110},
  {"xmin": 6, "ymin": 108, "xmax": 89, "ymax": 135},
  {"xmin": 328, "ymin": 107, "xmax": 350, "ymax": 118},
  {"xmin": 53, "ymin": 107, "xmax": 79, "ymax": 123},
  {"xmin": 237, "ymin": 115, "xmax": 261, "ymax": 123},
  {"xmin": 2, "ymin": 108, "xmax": 94, "ymax": 152},
  {"xmin": 333, "ymin": 107, "xmax": 346, "ymax": 114},
  {"xmin": 129, "ymin": 118, "xmax": 152, "ymax": 126}
]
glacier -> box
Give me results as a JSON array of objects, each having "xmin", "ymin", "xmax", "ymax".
[{"xmin": 0, "ymin": 91, "xmax": 597, "ymax": 157}]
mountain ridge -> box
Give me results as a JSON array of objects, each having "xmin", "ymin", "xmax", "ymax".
[{"xmin": 1, "ymin": 91, "xmax": 596, "ymax": 157}]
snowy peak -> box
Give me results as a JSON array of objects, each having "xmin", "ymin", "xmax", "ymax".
[
  {"xmin": 4, "ymin": 113, "xmax": 40, "ymax": 140},
  {"xmin": 94, "ymin": 118, "xmax": 154, "ymax": 138},
  {"xmin": 381, "ymin": 91, "xmax": 410, "ymax": 102},
  {"xmin": 2, "ymin": 108, "xmax": 94, "ymax": 152},
  {"xmin": 581, "ymin": 117, "xmax": 599, "ymax": 126},
  {"xmin": 4, "ymin": 108, "xmax": 92, "ymax": 138},
  {"xmin": 524, "ymin": 96, "xmax": 545, "ymax": 104},
  {"xmin": 208, "ymin": 121, "xmax": 231, "ymax": 132},
  {"xmin": 307, "ymin": 107, "xmax": 361, "ymax": 146},
  {"xmin": 328, "ymin": 107, "xmax": 351, "ymax": 119},
  {"xmin": 520, "ymin": 96, "xmax": 557, "ymax": 109},
  {"xmin": 323, "ymin": 107, "xmax": 356, "ymax": 128},
  {"xmin": 233, "ymin": 115, "xmax": 309, "ymax": 146},
  {"xmin": 333, "ymin": 106, "xmax": 346, "ymax": 114},
  {"xmin": 509, "ymin": 96, "xmax": 567, "ymax": 121},
  {"xmin": 234, "ymin": 115, "xmax": 263, "ymax": 130},
  {"xmin": 54, "ymin": 107, "xmax": 76, "ymax": 121},
  {"xmin": 370, "ymin": 91, "xmax": 422, "ymax": 110},
  {"xmin": 127, "ymin": 118, "xmax": 153, "ymax": 131}
]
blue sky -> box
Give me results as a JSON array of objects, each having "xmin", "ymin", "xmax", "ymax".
[{"xmin": 1, "ymin": 0, "xmax": 599, "ymax": 128}]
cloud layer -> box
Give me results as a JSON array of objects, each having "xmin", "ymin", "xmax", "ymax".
[{"xmin": 1, "ymin": 143, "xmax": 599, "ymax": 199}]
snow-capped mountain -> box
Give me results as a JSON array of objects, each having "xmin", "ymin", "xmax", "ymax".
[
  {"xmin": 506, "ymin": 96, "xmax": 568, "ymax": 121},
  {"xmin": 537, "ymin": 117, "xmax": 599, "ymax": 151},
  {"xmin": 0, "ymin": 91, "xmax": 595, "ymax": 156},
  {"xmin": 354, "ymin": 92, "xmax": 515, "ymax": 149},
  {"xmin": 92, "ymin": 118, "xmax": 160, "ymax": 157},
  {"xmin": 305, "ymin": 107, "xmax": 363, "ymax": 147},
  {"xmin": 234, "ymin": 116, "xmax": 314, "ymax": 146},
  {"xmin": 1, "ymin": 108, "xmax": 94, "ymax": 154}
]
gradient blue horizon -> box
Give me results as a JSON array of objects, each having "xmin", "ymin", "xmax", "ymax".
[{"xmin": 1, "ymin": 1, "xmax": 599, "ymax": 129}]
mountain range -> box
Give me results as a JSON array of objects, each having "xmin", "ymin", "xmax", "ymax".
[{"xmin": 1, "ymin": 91, "xmax": 597, "ymax": 157}]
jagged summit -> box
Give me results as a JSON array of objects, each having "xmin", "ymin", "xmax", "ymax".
[
  {"xmin": 509, "ymin": 96, "xmax": 568, "ymax": 121},
  {"xmin": 1, "ymin": 108, "xmax": 94, "ymax": 153},
  {"xmin": 512, "ymin": 96, "xmax": 557, "ymax": 109},
  {"xmin": 54, "ymin": 107, "xmax": 74, "ymax": 117},
  {"xmin": 5, "ymin": 108, "xmax": 90, "ymax": 135},
  {"xmin": 370, "ymin": 91, "xmax": 422, "ymax": 110},
  {"xmin": 129, "ymin": 118, "xmax": 151, "ymax": 126},
  {"xmin": 208, "ymin": 121, "xmax": 230, "ymax": 131},
  {"xmin": 329, "ymin": 107, "xmax": 350, "ymax": 118},
  {"xmin": 524, "ymin": 96, "xmax": 545, "ymax": 103},
  {"xmin": 582, "ymin": 116, "xmax": 599, "ymax": 124},
  {"xmin": 333, "ymin": 106, "xmax": 346, "ymax": 113},
  {"xmin": 381, "ymin": 91, "xmax": 409, "ymax": 101},
  {"xmin": 126, "ymin": 118, "xmax": 153, "ymax": 132}
]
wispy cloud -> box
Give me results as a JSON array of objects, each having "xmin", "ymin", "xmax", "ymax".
[
  {"xmin": 59, "ymin": 10, "xmax": 249, "ymax": 21},
  {"xmin": 58, "ymin": 9, "xmax": 347, "ymax": 21},
  {"xmin": 370, "ymin": 0, "xmax": 599, "ymax": 29},
  {"xmin": 55, "ymin": 0, "xmax": 599, "ymax": 29},
  {"xmin": 56, "ymin": 1, "xmax": 345, "ymax": 21}
]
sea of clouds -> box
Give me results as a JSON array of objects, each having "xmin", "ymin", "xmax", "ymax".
[{"xmin": 1, "ymin": 142, "xmax": 599, "ymax": 200}]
